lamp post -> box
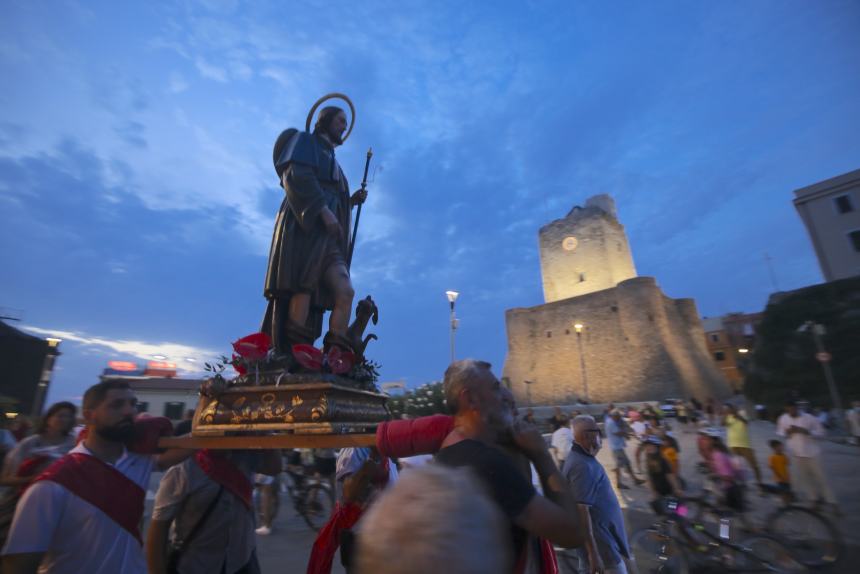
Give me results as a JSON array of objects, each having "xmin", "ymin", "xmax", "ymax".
[
  {"xmin": 573, "ymin": 322, "xmax": 589, "ymax": 403},
  {"xmin": 445, "ymin": 290, "xmax": 459, "ymax": 364},
  {"xmin": 32, "ymin": 338, "xmax": 62, "ymax": 417},
  {"xmin": 523, "ymin": 380, "xmax": 534, "ymax": 407},
  {"xmin": 798, "ymin": 321, "xmax": 844, "ymax": 426}
]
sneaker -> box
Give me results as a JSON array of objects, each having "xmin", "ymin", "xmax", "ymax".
[{"xmin": 255, "ymin": 525, "xmax": 272, "ymax": 536}]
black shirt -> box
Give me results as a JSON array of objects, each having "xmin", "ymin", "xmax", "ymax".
[
  {"xmin": 646, "ymin": 454, "xmax": 673, "ymax": 497},
  {"xmin": 436, "ymin": 439, "xmax": 536, "ymax": 560}
]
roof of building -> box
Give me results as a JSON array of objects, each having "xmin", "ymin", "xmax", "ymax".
[
  {"xmin": 100, "ymin": 375, "xmax": 203, "ymax": 392},
  {"xmin": 701, "ymin": 316, "xmax": 723, "ymax": 332},
  {"xmin": 793, "ymin": 167, "xmax": 860, "ymax": 203}
]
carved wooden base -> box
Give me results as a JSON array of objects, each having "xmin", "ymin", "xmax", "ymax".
[{"xmin": 192, "ymin": 375, "xmax": 388, "ymax": 437}]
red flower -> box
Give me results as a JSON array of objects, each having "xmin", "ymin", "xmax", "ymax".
[
  {"xmin": 231, "ymin": 353, "xmax": 247, "ymax": 375},
  {"xmin": 326, "ymin": 346, "xmax": 355, "ymax": 375},
  {"xmin": 292, "ymin": 344, "xmax": 324, "ymax": 371},
  {"xmin": 232, "ymin": 332, "xmax": 271, "ymax": 361}
]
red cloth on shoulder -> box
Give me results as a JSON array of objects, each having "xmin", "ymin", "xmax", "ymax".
[
  {"xmin": 194, "ymin": 449, "xmax": 252, "ymax": 509},
  {"xmin": 33, "ymin": 452, "xmax": 146, "ymax": 544},
  {"xmin": 306, "ymin": 502, "xmax": 362, "ymax": 574},
  {"xmin": 375, "ymin": 414, "xmax": 454, "ymax": 459}
]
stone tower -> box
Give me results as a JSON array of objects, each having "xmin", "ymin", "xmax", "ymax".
[
  {"xmin": 539, "ymin": 194, "xmax": 637, "ymax": 302},
  {"xmin": 503, "ymin": 194, "xmax": 730, "ymax": 405}
]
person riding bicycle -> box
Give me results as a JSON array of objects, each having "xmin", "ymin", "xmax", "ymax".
[
  {"xmin": 706, "ymin": 434, "xmax": 748, "ymax": 519},
  {"xmin": 643, "ymin": 436, "xmax": 683, "ymax": 515}
]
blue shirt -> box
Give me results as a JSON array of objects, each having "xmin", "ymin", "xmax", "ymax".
[
  {"xmin": 604, "ymin": 417, "xmax": 626, "ymax": 451},
  {"xmin": 563, "ymin": 443, "xmax": 630, "ymax": 566}
]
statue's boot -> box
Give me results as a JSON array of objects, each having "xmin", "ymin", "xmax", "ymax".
[
  {"xmin": 323, "ymin": 331, "xmax": 356, "ymax": 355},
  {"xmin": 273, "ymin": 317, "xmax": 316, "ymax": 372}
]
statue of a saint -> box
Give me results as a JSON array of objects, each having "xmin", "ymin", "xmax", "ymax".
[{"xmin": 262, "ymin": 106, "xmax": 367, "ymax": 356}]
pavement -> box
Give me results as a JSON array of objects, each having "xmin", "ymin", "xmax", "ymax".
[{"xmin": 143, "ymin": 419, "xmax": 859, "ymax": 573}]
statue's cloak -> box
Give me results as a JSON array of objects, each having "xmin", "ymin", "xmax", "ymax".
[{"xmin": 263, "ymin": 130, "xmax": 351, "ymax": 337}]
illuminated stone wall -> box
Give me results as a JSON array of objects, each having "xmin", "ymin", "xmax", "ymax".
[{"xmin": 503, "ymin": 277, "xmax": 730, "ymax": 404}]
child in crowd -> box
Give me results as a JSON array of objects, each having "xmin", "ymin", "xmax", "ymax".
[
  {"xmin": 658, "ymin": 428, "xmax": 680, "ymax": 476},
  {"xmin": 643, "ymin": 436, "xmax": 683, "ymax": 514},
  {"xmin": 768, "ymin": 439, "xmax": 793, "ymax": 505}
]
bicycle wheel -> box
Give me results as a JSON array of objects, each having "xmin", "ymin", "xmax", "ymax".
[
  {"xmin": 630, "ymin": 528, "xmax": 689, "ymax": 574},
  {"xmin": 301, "ymin": 482, "xmax": 334, "ymax": 531},
  {"xmin": 733, "ymin": 535, "xmax": 807, "ymax": 573},
  {"xmin": 768, "ymin": 506, "xmax": 842, "ymax": 567}
]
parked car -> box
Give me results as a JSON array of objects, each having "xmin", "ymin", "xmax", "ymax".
[{"xmin": 659, "ymin": 398, "xmax": 682, "ymax": 418}]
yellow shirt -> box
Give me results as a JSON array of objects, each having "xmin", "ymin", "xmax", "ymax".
[
  {"xmin": 661, "ymin": 446, "xmax": 679, "ymax": 475},
  {"xmin": 725, "ymin": 414, "xmax": 751, "ymax": 449},
  {"xmin": 769, "ymin": 453, "xmax": 790, "ymax": 483}
]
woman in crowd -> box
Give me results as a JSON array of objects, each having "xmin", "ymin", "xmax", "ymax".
[
  {"xmin": 0, "ymin": 401, "xmax": 78, "ymax": 545},
  {"xmin": 707, "ymin": 435, "xmax": 746, "ymax": 517}
]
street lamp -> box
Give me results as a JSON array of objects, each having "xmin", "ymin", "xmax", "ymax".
[
  {"xmin": 445, "ymin": 290, "xmax": 460, "ymax": 364},
  {"xmin": 33, "ymin": 338, "xmax": 62, "ymax": 417},
  {"xmin": 573, "ymin": 322, "xmax": 589, "ymax": 402},
  {"xmin": 738, "ymin": 348, "xmax": 749, "ymax": 354},
  {"xmin": 523, "ymin": 380, "xmax": 534, "ymax": 407},
  {"xmin": 797, "ymin": 321, "xmax": 844, "ymax": 426}
]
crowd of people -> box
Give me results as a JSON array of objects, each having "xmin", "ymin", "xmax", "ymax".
[{"xmin": 0, "ymin": 368, "xmax": 852, "ymax": 574}]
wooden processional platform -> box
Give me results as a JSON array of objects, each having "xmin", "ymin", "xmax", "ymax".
[
  {"xmin": 157, "ymin": 377, "xmax": 385, "ymax": 450},
  {"xmin": 158, "ymin": 433, "xmax": 376, "ymax": 450}
]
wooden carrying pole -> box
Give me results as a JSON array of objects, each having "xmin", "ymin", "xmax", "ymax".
[{"xmin": 159, "ymin": 433, "xmax": 377, "ymax": 450}]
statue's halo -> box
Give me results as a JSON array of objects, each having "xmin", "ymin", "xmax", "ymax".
[{"xmin": 305, "ymin": 93, "xmax": 355, "ymax": 143}]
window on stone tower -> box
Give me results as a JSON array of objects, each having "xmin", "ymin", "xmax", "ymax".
[
  {"xmin": 710, "ymin": 333, "xmax": 719, "ymax": 342},
  {"xmin": 579, "ymin": 272, "xmax": 586, "ymax": 282},
  {"xmin": 713, "ymin": 351, "xmax": 725, "ymax": 361}
]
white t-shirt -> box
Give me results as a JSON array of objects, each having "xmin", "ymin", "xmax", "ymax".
[
  {"xmin": 551, "ymin": 427, "xmax": 573, "ymax": 461},
  {"xmin": 1, "ymin": 442, "xmax": 157, "ymax": 574},
  {"xmin": 776, "ymin": 412, "xmax": 824, "ymax": 458},
  {"xmin": 630, "ymin": 420, "xmax": 647, "ymax": 439}
]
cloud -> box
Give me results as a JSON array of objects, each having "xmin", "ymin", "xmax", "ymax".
[
  {"xmin": 194, "ymin": 57, "xmax": 228, "ymax": 82},
  {"xmin": 167, "ymin": 72, "xmax": 189, "ymax": 94},
  {"xmin": 23, "ymin": 326, "xmax": 220, "ymax": 375}
]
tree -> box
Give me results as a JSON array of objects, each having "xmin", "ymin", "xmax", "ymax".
[{"xmin": 745, "ymin": 276, "xmax": 860, "ymax": 414}]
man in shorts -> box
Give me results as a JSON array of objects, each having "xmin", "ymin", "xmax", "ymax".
[{"xmin": 604, "ymin": 410, "xmax": 644, "ymax": 490}]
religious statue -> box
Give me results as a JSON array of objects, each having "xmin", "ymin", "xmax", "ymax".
[
  {"xmin": 261, "ymin": 94, "xmax": 373, "ymax": 361},
  {"xmin": 189, "ymin": 95, "xmax": 388, "ymax": 439}
]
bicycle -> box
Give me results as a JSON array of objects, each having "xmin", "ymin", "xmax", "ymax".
[
  {"xmin": 685, "ymin": 468, "xmax": 841, "ymax": 568},
  {"xmin": 630, "ymin": 498, "xmax": 806, "ymax": 573},
  {"xmin": 281, "ymin": 465, "xmax": 335, "ymax": 531}
]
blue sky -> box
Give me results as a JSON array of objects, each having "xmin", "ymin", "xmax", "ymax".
[{"xmin": 2, "ymin": 0, "xmax": 858, "ymax": 405}]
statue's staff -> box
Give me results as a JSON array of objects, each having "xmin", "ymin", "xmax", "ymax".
[{"xmin": 348, "ymin": 147, "xmax": 372, "ymax": 267}]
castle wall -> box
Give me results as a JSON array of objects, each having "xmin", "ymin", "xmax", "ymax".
[{"xmin": 502, "ymin": 277, "xmax": 730, "ymax": 405}]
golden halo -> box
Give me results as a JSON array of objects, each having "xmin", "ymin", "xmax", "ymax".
[{"xmin": 305, "ymin": 92, "xmax": 355, "ymax": 142}]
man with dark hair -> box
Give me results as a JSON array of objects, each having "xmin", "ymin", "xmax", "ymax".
[
  {"xmin": 263, "ymin": 106, "xmax": 368, "ymax": 355},
  {"xmin": 1, "ymin": 381, "xmax": 192, "ymax": 574},
  {"xmin": 435, "ymin": 359, "xmax": 585, "ymax": 572}
]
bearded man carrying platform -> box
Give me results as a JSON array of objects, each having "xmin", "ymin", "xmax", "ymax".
[{"xmin": 263, "ymin": 100, "xmax": 368, "ymax": 358}]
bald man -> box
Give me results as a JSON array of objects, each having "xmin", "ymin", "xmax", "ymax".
[{"xmin": 563, "ymin": 416, "xmax": 636, "ymax": 574}]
